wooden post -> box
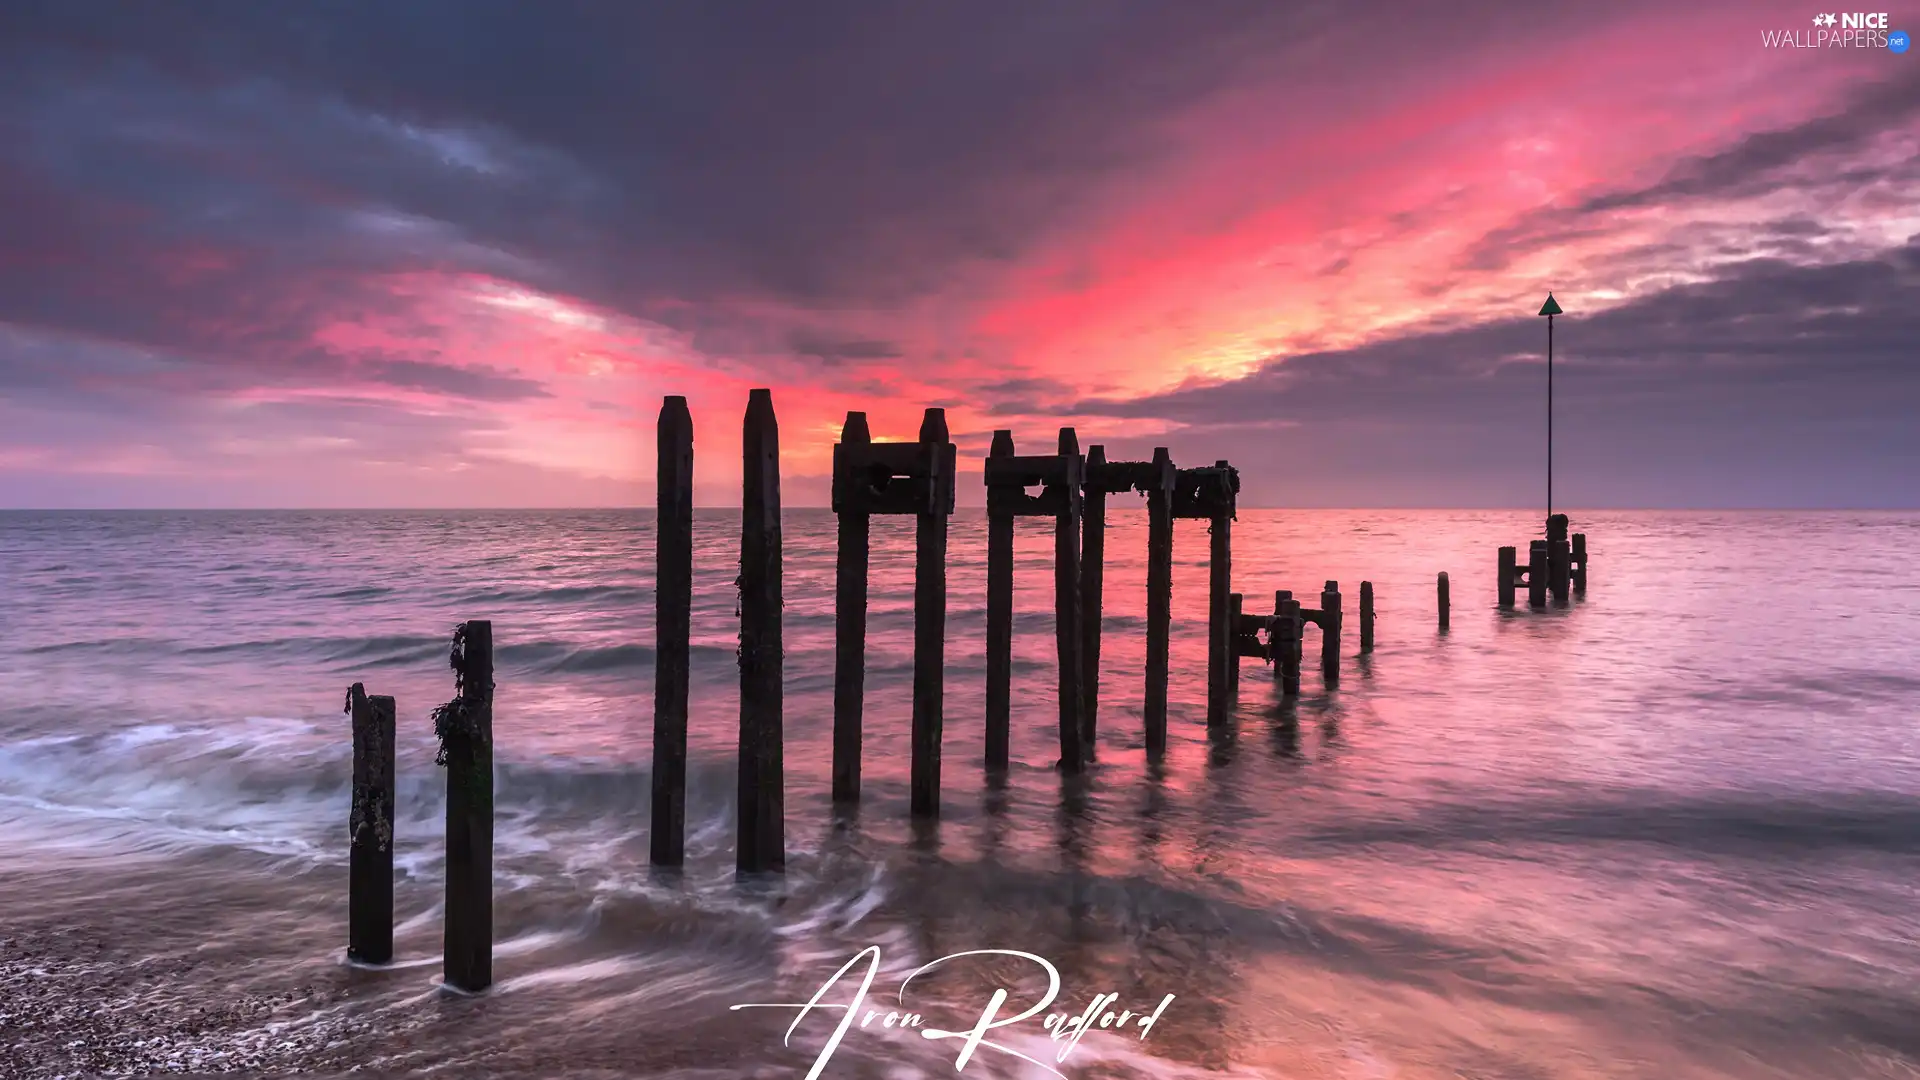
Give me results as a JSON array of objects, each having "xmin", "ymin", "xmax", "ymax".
[
  {"xmin": 1527, "ymin": 540, "xmax": 1548, "ymax": 610},
  {"xmin": 651, "ymin": 396, "xmax": 693, "ymax": 865},
  {"xmin": 1498, "ymin": 545, "xmax": 1517, "ymax": 608},
  {"xmin": 1547, "ymin": 513, "xmax": 1571, "ymax": 602},
  {"xmin": 347, "ymin": 683, "xmax": 395, "ymax": 965},
  {"xmin": 1055, "ymin": 428, "xmax": 1086, "ymax": 770},
  {"xmin": 1206, "ymin": 462, "xmax": 1233, "ymax": 727},
  {"xmin": 1278, "ymin": 594, "xmax": 1301, "ymax": 696},
  {"xmin": 1572, "ymin": 533, "xmax": 1588, "ymax": 593},
  {"xmin": 738, "ymin": 389, "xmax": 784, "ymax": 875},
  {"xmin": 438, "ymin": 620, "xmax": 493, "ymax": 993},
  {"xmin": 1144, "ymin": 448, "xmax": 1174, "ymax": 758},
  {"xmin": 1079, "ymin": 445, "xmax": 1107, "ymax": 756},
  {"xmin": 831, "ymin": 411, "xmax": 871, "ymax": 805},
  {"xmin": 1320, "ymin": 581, "xmax": 1342, "ymax": 685},
  {"xmin": 910, "ymin": 408, "xmax": 951, "ymax": 819},
  {"xmin": 1437, "ymin": 571, "xmax": 1450, "ymax": 631},
  {"xmin": 1359, "ymin": 581, "xmax": 1375, "ymax": 652},
  {"xmin": 1227, "ymin": 592, "xmax": 1243, "ymax": 693},
  {"xmin": 985, "ymin": 430, "xmax": 1015, "ymax": 771}
]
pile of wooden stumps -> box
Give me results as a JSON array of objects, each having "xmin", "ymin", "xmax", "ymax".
[{"xmin": 1498, "ymin": 513, "xmax": 1590, "ymax": 608}]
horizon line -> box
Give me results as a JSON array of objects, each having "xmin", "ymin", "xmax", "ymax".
[{"xmin": 2, "ymin": 505, "xmax": 1916, "ymax": 514}]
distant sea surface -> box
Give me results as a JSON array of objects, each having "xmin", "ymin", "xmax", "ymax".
[{"xmin": 2, "ymin": 508, "xmax": 1918, "ymax": 1078}]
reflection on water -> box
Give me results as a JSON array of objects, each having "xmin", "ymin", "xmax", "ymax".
[{"xmin": 1, "ymin": 508, "xmax": 1918, "ymax": 1077}]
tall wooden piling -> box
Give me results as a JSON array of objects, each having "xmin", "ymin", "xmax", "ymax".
[
  {"xmin": 738, "ymin": 389, "xmax": 784, "ymax": 875},
  {"xmin": 831, "ymin": 412, "xmax": 871, "ymax": 805},
  {"xmin": 1437, "ymin": 572, "xmax": 1450, "ymax": 630},
  {"xmin": 985, "ymin": 430, "xmax": 1015, "ymax": 771},
  {"xmin": 1206, "ymin": 461, "xmax": 1233, "ymax": 727},
  {"xmin": 437, "ymin": 620, "xmax": 493, "ymax": 993},
  {"xmin": 1054, "ymin": 428, "xmax": 1087, "ymax": 770},
  {"xmin": 1527, "ymin": 540, "xmax": 1548, "ymax": 610},
  {"xmin": 347, "ymin": 683, "xmax": 395, "ymax": 965},
  {"xmin": 1546, "ymin": 513, "xmax": 1571, "ymax": 603},
  {"xmin": 1144, "ymin": 448, "xmax": 1174, "ymax": 758},
  {"xmin": 651, "ymin": 396, "xmax": 693, "ymax": 865},
  {"xmin": 1359, "ymin": 581, "xmax": 1375, "ymax": 652},
  {"xmin": 1320, "ymin": 581, "xmax": 1342, "ymax": 685},
  {"xmin": 1227, "ymin": 592, "xmax": 1243, "ymax": 693},
  {"xmin": 910, "ymin": 408, "xmax": 952, "ymax": 818},
  {"xmin": 1079, "ymin": 445, "xmax": 1107, "ymax": 755},
  {"xmin": 1498, "ymin": 545, "xmax": 1517, "ymax": 608},
  {"xmin": 1572, "ymin": 533, "xmax": 1588, "ymax": 593}
]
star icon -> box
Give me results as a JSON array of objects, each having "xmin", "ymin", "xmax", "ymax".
[{"xmin": 1824, "ymin": 13, "xmax": 1838, "ymax": 25}]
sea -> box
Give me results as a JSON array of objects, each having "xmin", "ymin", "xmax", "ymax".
[{"xmin": 0, "ymin": 508, "xmax": 1917, "ymax": 1079}]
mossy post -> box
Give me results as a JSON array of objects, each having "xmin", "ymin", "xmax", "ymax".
[
  {"xmin": 1528, "ymin": 540, "xmax": 1548, "ymax": 610},
  {"xmin": 1320, "ymin": 581, "xmax": 1342, "ymax": 686},
  {"xmin": 1079, "ymin": 445, "xmax": 1107, "ymax": 754},
  {"xmin": 1437, "ymin": 572, "xmax": 1450, "ymax": 631},
  {"xmin": 1143, "ymin": 447, "xmax": 1175, "ymax": 758},
  {"xmin": 651, "ymin": 396, "xmax": 693, "ymax": 866},
  {"xmin": 910, "ymin": 407, "xmax": 953, "ymax": 818},
  {"xmin": 738, "ymin": 389, "xmax": 784, "ymax": 875},
  {"xmin": 831, "ymin": 411, "xmax": 871, "ymax": 805},
  {"xmin": 347, "ymin": 683, "xmax": 395, "ymax": 965},
  {"xmin": 984, "ymin": 430, "xmax": 1015, "ymax": 771},
  {"xmin": 1054, "ymin": 428, "xmax": 1087, "ymax": 771},
  {"xmin": 1359, "ymin": 581, "xmax": 1375, "ymax": 652},
  {"xmin": 437, "ymin": 620, "xmax": 493, "ymax": 993},
  {"xmin": 1206, "ymin": 462, "xmax": 1234, "ymax": 727},
  {"xmin": 1273, "ymin": 590, "xmax": 1301, "ymax": 696},
  {"xmin": 1498, "ymin": 546, "xmax": 1517, "ymax": 608}
]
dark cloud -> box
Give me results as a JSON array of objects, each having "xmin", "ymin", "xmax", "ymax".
[{"xmin": 1082, "ymin": 240, "xmax": 1920, "ymax": 507}]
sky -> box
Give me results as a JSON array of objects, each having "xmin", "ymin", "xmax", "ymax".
[{"xmin": 0, "ymin": 1, "xmax": 1914, "ymax": 509}]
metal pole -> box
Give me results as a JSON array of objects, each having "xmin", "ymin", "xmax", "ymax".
[{"xmin": 1548, "ymin": 312, "xmax": 1554, "ymax": 524}]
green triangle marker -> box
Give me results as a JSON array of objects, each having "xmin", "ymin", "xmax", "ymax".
[{"xmin": 1538, "ymin": 293, "xmax": 1563, "ymax": 316}]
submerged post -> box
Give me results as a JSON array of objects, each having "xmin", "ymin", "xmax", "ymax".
[
  {"xmin": 1437, "ymin": 571, "xmax": 1450, "ymax": 631},
  {"xmin": 1359, "ymin": 581, "xmax": 1375, "ymax": 652},
  {"xmin": 831, "ymin": 412, "xmax": 871, "ymax": 804},
  {"xmin": 1527, "ymin": 540, "xmax": 1548, "ymax": 610},
  {"xmin": 1498, "ymin": 545, "xmax": 1517, "ymax": 608},
  {"xmin": 1547, "ymin": 513, "xmax": 1571, "ymax": 603},
  {"xmin": 1079, "ymin": 445, "xmax": 1107, "ymax": 754},
  {"xmin": 1278, "ymin": 593, "xmax": 1302, "ymax": 696},
  {"xmin": 1054, "ymin": 428, "xmax": 1087, "ymax": 770},
  {"xmin": 984, "ymin": 430, "xmax": 1015, "ymax": 771},
  {"xmin": 1143, "ymin": 448, "xmax": 1175, "ymax": 758},
  {"xmin": 651, "ymin": 396, "xmax": 693, "ymax": 865},
  {"xmin": 1320, "ymin": 581, "xmax": 1342, "ymax": 685},
  {"xmin": 1207, "ymin": 461, "xmax": 1233, "ymax": 727},
  {"xmin": 910, "ymin": 408, "xmax": 953, "ymax": 818},
  {"xmin": 347, "ymin": 683, "xmax": 395, "ymax": 965},
  {"xmin": 437, "ymin": 620, "xmax": 493, "ymax": 993},
  {"xmin": 1572, "ymin": 533, "xmax": 1588, "ymax": 593},
  {"xmin": 738, "ymin": 389, "xmax": 784, "ymax": 875}
]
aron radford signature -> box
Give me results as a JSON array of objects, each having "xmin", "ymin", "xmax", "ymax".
[{"xmin": 729, "ymin": 946, "xmax": 1174, "ymax": 1078}]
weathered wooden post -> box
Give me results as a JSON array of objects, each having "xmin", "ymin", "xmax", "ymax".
[
  {"xmin": 738, "ymin": 389, "xmax": 784, "ymax": 875},
  {"xmin": 1527, "ymin": 540, "xmax": 1548, "ymax": 609},
  {"xmin": 347, "ymin": 683, "xmax": 395, "ymax": 965},
  {"xmin": 435, "ymin": 620, "xmax": 493, "ymax": 993},
  {"xmin": 1144, "ymin": 448, "xmax": 1175, "ymax": 758},
  {"xmin": 651, "ymin": 396, "xmax": 693, "ymax": 866},
  {"xmin": 1320, "ymin": 581, "xmax": 1342, "ymax": 685},
  {"xmin": 1546, "ymin": 513, "xmax": 1571, "ymax": 602},
  {"xmin": 1359, "ymin": 581, "xmax": 1375, "ymax": 652},
  {"xmin": 1054, "ymin": 428, "xmax": 1087, "ymax": 769},
  {"xmin": 910, "ymin": 408, "xmax": 954, "ymax": 818},
  {"xmin": 1226, "ymin": 592, "xmax": 1243, "ymax": 693},
  {"xmin": 1207, "ymin": 462, "xmax": 1233, "ymax": 726},
  {"xmin": 1079, "ymin": 445, "xmax": 1108, "ymax": 753},
  {"xmin": 1280, "ymin": 594, "xmax": 1303, "ymax": 696},
  {"xmin": 984, "ymin": 430, "xmax": 1015, "ymax": 771},
  {"xmin": 830, "ymin": 412, "xmax": 871, "ymax": 804},
  {"xmin": 1437, "ymin": 572, "xmax": 1450, "ymax": 631},
  {"xmin": 1498, "ymin": 545, "xmax": 1517, "ymax": 608},
  {"xmin": 1572, "ymin": 533, "xmax": 1588, "ymax": 593}
]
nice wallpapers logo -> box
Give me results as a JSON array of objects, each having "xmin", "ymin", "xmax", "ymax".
[{"xmin": 1762, "ymin": 12, "xmax": 1909, "ymax": 49}]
